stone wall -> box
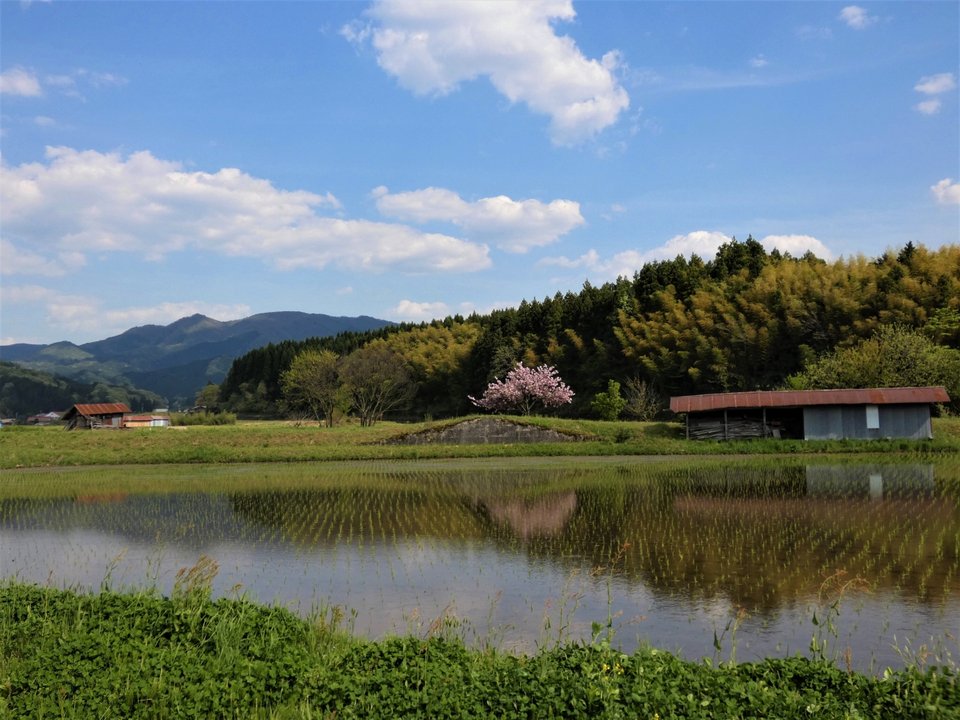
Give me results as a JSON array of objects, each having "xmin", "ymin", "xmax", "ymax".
[{"xmin": 386, "ymin": 417, "xmax": 580, "ymax": 445}]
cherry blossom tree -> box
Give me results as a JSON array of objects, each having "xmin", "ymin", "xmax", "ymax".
[{"xmin": 469, "ymin": 362, "xmax": 574, "ymax": 415}]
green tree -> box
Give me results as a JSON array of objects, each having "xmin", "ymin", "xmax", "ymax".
[
  {"xmin": 194, "ymin": 383, "xmax": 222, "ymax": 412},
  {"xmin": 280, "ymin": 350, "xmax": 343, "ymax": 426},
  {"xmin": 340, "ymin": 342, "xmax": 414, "ymax": 426},
  {"xmin": 787, "ymin": 324, "xmax": 960, "ymax": 410},
  {"xmin": 590, "ymin": 379, "xmax": 626, "ymax": 421}
]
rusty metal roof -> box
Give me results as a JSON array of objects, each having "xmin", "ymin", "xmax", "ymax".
[
  {"xmin": 670, "ymin": 387, "xmax": 950, "ymax": 414},
  {"xmin": 69, "ymin": 403, "xmax": 132, "ymax": 416}
]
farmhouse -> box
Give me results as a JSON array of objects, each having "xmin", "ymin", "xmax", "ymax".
[
  {"xmin": 122, "ymin": 414, "xmax": 171, "ymax": 429},
  {"xmin": 62, "ymin": 403, "xmax": 132, "ymax": 430},
  {"xmin": 670, "ymin": 387, "xmax": 950, "ymax": 441}
]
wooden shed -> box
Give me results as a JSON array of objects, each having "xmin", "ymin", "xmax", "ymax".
[
  {"xmin": 670, "ymin": 387, "xmax": 950, "ymax": 441},
  {"xmin": 62, "ymin": 403, "xmax": 132, "ymax": 430}
]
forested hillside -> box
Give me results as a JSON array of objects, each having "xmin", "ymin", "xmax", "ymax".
[
  {"xmin": 220, "ymin": 241, "xmax": 960, "ymax": 419},
  {"xmin": 0, "ymin": 362, "xmax": 164, "ymax": 419},
  {"xmin": 1, "ymin": 312, "xmax": 392, "ymax": 408}
]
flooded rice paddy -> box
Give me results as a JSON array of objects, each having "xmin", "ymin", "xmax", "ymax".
[{"xmin": 1, "ymin": 457, "xmax": 957, "ymax": 672}]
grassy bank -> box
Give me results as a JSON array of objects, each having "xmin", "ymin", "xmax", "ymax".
[
  {"xmin": 1, "ymin": 582, "xmax": 956, "ymax": 719},
  {"xmin": 2, "ymin": 416, "xmax": 959, "ymax": 469}
]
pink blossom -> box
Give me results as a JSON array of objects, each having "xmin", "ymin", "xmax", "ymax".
[{"xmin": 469, "ymin": 362, "xmax": 574, "ymax": 415}]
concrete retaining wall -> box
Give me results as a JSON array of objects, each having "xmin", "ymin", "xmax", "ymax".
[{"xmin": 386, "ymin": 417, "xmax": 580, "ymax": 445}]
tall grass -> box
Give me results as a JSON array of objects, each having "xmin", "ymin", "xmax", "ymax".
[
  {"xmin": 2, "ymin": 581, "xmax": 956, "ymax": 719},
  {"xmin": 2, "ymin": 416, "xmax": 958, "ymax": 469}
]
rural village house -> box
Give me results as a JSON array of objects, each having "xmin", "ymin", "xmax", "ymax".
[
  {"xmin": 670, "ymin": 387, "xmax": 950, "ymax": 441},
  {"xmin": 62, "ymin": 403, "xmax": 131, "ymax": 430},
  {"xmin": 61, "ymin": 403, "xmax": 171, "ymax": 430}
]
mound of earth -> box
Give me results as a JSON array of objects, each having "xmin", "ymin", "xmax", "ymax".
[{"xmin": 386, "ymin": 417, "xmax": 582, "ymax": 445}]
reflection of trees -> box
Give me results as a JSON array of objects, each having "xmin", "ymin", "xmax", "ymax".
[
  {"xmin": 226, "ymin": 463, "xmax": 960, "ymax": 611},
  {"xmin": 535, "ymin": 465, "xmax": 960, "ymax": 611},
  {"xmin": 5, "ymin": 462, "xmax": 958, "ymax": 614},
  {"xmin": 0, "ymin": 494, "xmax": 246, "ymax": 548},
  {"xmin": 229, "ymin": 489, "xmax": 489, "ymax": 545}
]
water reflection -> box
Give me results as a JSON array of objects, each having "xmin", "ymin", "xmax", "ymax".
[{"xmin": 1, "ymin": 459, "xmax": 957, "ymax": 670}]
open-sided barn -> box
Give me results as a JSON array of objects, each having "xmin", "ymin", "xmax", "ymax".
[
  {"xmin": 62, "ymin": 403, "xmax": 132, "ymax": 430},
  {"xmin": 670, "ymin": 387, "xmax": 950, "ymax": 441}
]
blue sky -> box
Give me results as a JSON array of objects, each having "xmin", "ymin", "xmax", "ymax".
[{"xmin": 1, "ymin": 1, "xmax": 958, "ymax": 345}]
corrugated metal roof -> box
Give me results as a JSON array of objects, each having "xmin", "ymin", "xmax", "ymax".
[
  {"xmin": 670, "ymin": 387, "xmax": 950, "ymax": 414},
  {"xmin": 71, "ymin": 403, "xmax": 132, "ymax": 416}
]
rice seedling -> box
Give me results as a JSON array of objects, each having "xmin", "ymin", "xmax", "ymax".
[{"xmin": 1, "ymin": 456, "xmax": 958, "ymax": 673}]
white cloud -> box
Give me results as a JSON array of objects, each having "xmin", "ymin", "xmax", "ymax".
[
  {"xmin": 0, "ymin": 67, "xmax": 126, "ymax": 100},
  {"xmin": 749, "ymin": 55, "xmax": 768, "ymax": 69},
  {"xmin": 99, "ymin": 302, "xmax": 251, "ymax": 329},
  {"xmin": 538, "ymin": 249, "xmax": 600, "ymax": 269},
  {"xmin": 0, "ymin": 238, "xmax": 85, "ymax": 276},
  {"xmin": 389, "ymin": 299, "xmax": 450, "ymax": 321},
  {"xmin": 0, "ymin": 67, "xmax": 42, "ymax": 96},
  {"xmin": 343, "ymin": 0, "xmax": 629, "ymax": 145},
  {"xmin": 374, "ymin": 186, "xmax": 584, "ymax": 252},
  {"xmin": 915, "ymin": 73, "xmax": 956, "ymax": 95},
  {"xmin": 838, "ymin": 6, "xmax": 877, "ymax": 30},
  {"xmin": 637, "ymin": 230, "xmax": 734, "ymax": 264},
  {"xmin": 33, "ymin": 115, "xmax": 56, "ymax": 127},
  {"xmin": 541, "ymin": 231, "xmax": 834, "ymax": 281},
  {"xmin": 1, "ymin": 283, "xmax": 251, "ymax": 339},
  {"xmin": 913, "ymin": 73, "xmax": 955, "ymax": 115},
  {"xmin": 760, "ymin": 234, "xmax": 834, "ymax": 260},
  {"xmin": 0, "ymin": 147, "xmax": 491, "ymax": 275},
  {"xmin": 914, "ymin": 99, "xmax": 942, "ymax": 115},
  {"xmin": 931, "ymin": 178, "xmax": 960, "ymax": 205}
]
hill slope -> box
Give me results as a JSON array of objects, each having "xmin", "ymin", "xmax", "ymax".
[{"xmin": 0, "ymin": 312, "xmax": 392, "ymax": 406}]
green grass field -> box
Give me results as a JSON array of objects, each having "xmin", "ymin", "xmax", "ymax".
[
  {"xmin": 2, "ymin": 415, "xmax": 959, "ymax": 469},
  {"xmin": 2, "ymin": 582, "xmax": 956, "ymax": 719}
]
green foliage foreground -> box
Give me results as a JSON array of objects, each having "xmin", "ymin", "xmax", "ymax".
[{"xmin": 2, "ymin": 583, "xmax": 956, "ymax": 719}]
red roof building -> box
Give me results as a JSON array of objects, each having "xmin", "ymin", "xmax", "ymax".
[
  {"xmin": 669, "ymin": 387, "xmax": 949, "ymax": 441},
  {"xmin": 62, "ymin": 403, "xmax": 131, "ymax": 430}
]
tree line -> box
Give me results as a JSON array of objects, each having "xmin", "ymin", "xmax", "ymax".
[{"xmin": 216, "ymin": 240, "xmax": 960, "ymax": 421}]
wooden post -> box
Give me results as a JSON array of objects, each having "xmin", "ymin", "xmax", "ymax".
[{"xmin": 723, "ymin": 409, "xmax": 728, "ymax": 441}]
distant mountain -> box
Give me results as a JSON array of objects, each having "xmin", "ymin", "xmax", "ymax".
[{"xmin": 0, "ymin": 312, "xmax": 392, "ymax": 407}]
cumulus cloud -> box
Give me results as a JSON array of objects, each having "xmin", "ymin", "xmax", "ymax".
[
  {"xmin": 538, "ymin": 249, "xmax": 600, "ymax": 269},
  {"xmin": 838, "ymin": 6, "xmax": 877, "ymax": 30},
  {"xmin": 915, "ymin": 73, "xmax": 957, "ymax": 95},
  {"xmin": 760, "ymin": 234, "xmax": 834, "ymax": 259},
  {"xmin": 0, "ymin": 238, "xmax": 85, "ymax": 276},
  {"xmin": 914, "ymin": 99, "xmax": 942, "ymax": 115},
  {"xmin": 1, "ymin": 283, "xmax": 251, "ymax": 339},
  {"xmin": 540, "ymin": 231, "xmax": 834, "ymax": 281},
  {"xmin": 373, "ymin": 186, "xmax": 584, "ymax": 253},
  {"xmin": 931, "ymin": 178, "xmax": 960, "ymax": 205},
  {"xmin": 0, "ymin": 146, "xmax": 491, "ymax": 275},
  {"xmin": 0, "ymin": 66, "xmax": 126, "ymax": 100},
  {"xmin": 913, "ymin": 72, "xmax": 956, "ymax": 114},
  {"xmin": 343, "ymin": 0, "xmax": 629, "ymax": 145},
  {"xmin": 0, "ymin": 67, "xmax": 42, "ymax": 96},
  {"xmin": 389, "ymin": 299, "xmax": 451, "ymax": 321}
]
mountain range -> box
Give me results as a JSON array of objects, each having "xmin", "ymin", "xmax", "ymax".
[{"xmin": 0, "ymin": 312, "xmax": 391, "ymax": 407}]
